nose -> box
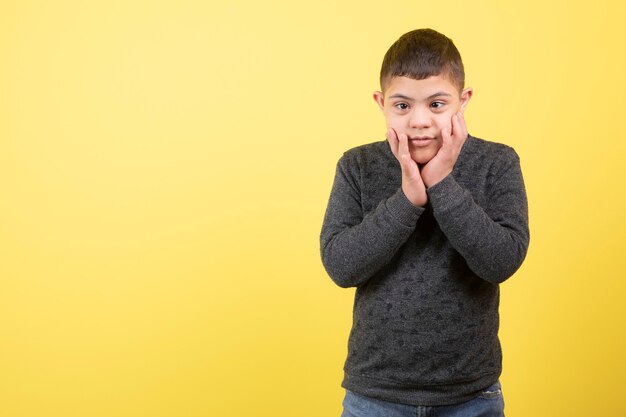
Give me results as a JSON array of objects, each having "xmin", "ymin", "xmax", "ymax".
[{"xmin": 409, "ymin": 108, "xmax": 431, "ymax": 129}]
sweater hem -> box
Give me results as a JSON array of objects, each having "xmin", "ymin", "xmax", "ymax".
[{"xmin": 342, "ymin": 371, "xmax": 500, "ymax": 406}]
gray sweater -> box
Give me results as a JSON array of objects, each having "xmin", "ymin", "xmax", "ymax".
[{"xmin": 320, "ymin": 135, "xmax": 529, "ymax": 406}]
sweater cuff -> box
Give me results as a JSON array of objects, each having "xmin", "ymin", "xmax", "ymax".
[
  {"xmin": 426, "ymin": 174, "xmax": 466, "ymax": 213},
  {"xmin": 385, "ymin": 188, "xmax": 425, "ymax": 226}
]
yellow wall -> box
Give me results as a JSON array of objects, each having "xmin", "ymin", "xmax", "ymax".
[{"xmin": 1, "ymin": 1, "xmax": 624, "ymax": 416}]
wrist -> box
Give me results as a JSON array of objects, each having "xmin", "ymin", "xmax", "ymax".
[
  {"xmin": 422, "ymin": 168, "xmax": 451, "ymax": 188},
  {"xmin": 402, "ymin": 185, "xmax": 427, "ymax": 207}
]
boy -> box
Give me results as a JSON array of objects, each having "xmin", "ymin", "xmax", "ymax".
[{"xmin": 320, "ymin": 29, "xmax": 529, "ymax": 417}]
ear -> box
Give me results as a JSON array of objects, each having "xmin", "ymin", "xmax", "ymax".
[
  {"xmin": 373, "ymin": 91, "xmax": 385, "ymax": 111},
  {"xmin": 459, "ymin": 87, "xmax": 473, "ymax": 114}
]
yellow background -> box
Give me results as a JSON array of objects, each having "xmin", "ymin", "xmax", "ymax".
[{"xmin": 1, "ymin": 1, "xmax": 625, "ymax": 416}]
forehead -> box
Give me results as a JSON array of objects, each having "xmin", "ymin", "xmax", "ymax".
[{"xmin": 384, "ymin": 75, "xmax": 459, "ymax": 99}]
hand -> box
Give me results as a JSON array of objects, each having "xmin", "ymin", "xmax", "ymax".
[
  {"xmin": 420, "ymin": 112, "xmax": 468, "ymax": 188},
  {"xmin": 387, "ymin": 128, "xmax": 428, "ymax": 207}
]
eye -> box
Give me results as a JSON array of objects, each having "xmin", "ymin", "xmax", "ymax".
[
  {"xmin": 394, "ymin": 102, "xmax": 409, "ymax": 110},
  {"xmin": 430, "ymin": 101, "xmax": 445, "ymax": 109}
]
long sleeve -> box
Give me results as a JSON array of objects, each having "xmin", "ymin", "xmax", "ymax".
[
  {"xmin": 323, "ymin": 137, "xmax": 530, "ymax": 406},
  {"xmin": 320, "ymin": 153, "xmax": 424, "ymax": 288},
  {"xmin": 427, "ymin": 149, "xmax": 530, "ymax": 284}
]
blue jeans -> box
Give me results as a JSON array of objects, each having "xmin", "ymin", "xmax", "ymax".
[{"xmin": 341, "ymin": 380, "xmax": 505, "ymax": 417}]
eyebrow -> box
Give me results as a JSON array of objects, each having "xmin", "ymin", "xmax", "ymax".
[
  {"xmin": 388, "ymin": 91, "xmax": 453, "ymax": 101},
  {"xmin": 427, "ymin": 91, "xmax": 453, "ymax": 99},
  {"xmin": 388, "ymin": 93, "xmax": 414, "ymax": 101}
]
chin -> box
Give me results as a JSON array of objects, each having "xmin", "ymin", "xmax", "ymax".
[{"xmin": 410, "ymin": 150, "xmax": 437, "ymax": 165}]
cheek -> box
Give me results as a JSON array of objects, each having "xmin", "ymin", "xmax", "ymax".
[
  {"xmin": 434, "ymin": 115, "xmax": 452, "ymax": 133},
  {"xmin": 384, "ymin": 115, "xmax": 404, "ymax": 131}
]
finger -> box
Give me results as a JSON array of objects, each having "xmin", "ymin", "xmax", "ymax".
[
  {"xmin": 398, "ymin": 133, "xmax": 411, "ymax": 161},
  {"xmin": 458, "ymin": 112, "xmax": 468, "ymax": 138},
  {"xmin": 398, "ymin": 133, "xmax": 421, "ymax": 176},
  {"xmin": 441, "ymin": 125, "xmax": 452, "ymax": 149},
  {"xmin": 452, "ymin": 112, "xmax": 467, "ymax": 140},
  {"xmin": 398, "ymin": 133, "xmax": 412, "ymax": 168},
  {"xmin": 386, "ymin": 128, "xmax": 399, "ymax": 157}
]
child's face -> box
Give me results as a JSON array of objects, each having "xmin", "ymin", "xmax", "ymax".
[{"xmin": 374, "ymin": 75, "xmax": 473, "ymax": 164}]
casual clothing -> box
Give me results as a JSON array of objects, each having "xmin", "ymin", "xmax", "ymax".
[
  {"xmin": 341, "ymin": 380, "xmax": 505, "ymax": 417},
  {"xmin": 320, "ymin": 135, "xmax": 529, "ymax": 406}
]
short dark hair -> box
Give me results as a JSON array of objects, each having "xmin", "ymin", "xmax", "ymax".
[{"xmin": 380, "ymin": 29, "xmax": 465, "ymax": 93}]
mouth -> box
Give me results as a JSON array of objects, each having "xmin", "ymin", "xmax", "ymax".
[{"xmin": 409, "ymin": 136, "xmax": 436, "ymax": 147}]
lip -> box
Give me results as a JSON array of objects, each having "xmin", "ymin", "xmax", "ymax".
[{"xmin": 409, "ymin": 136, "xmax": 435, "ymax": 147}]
